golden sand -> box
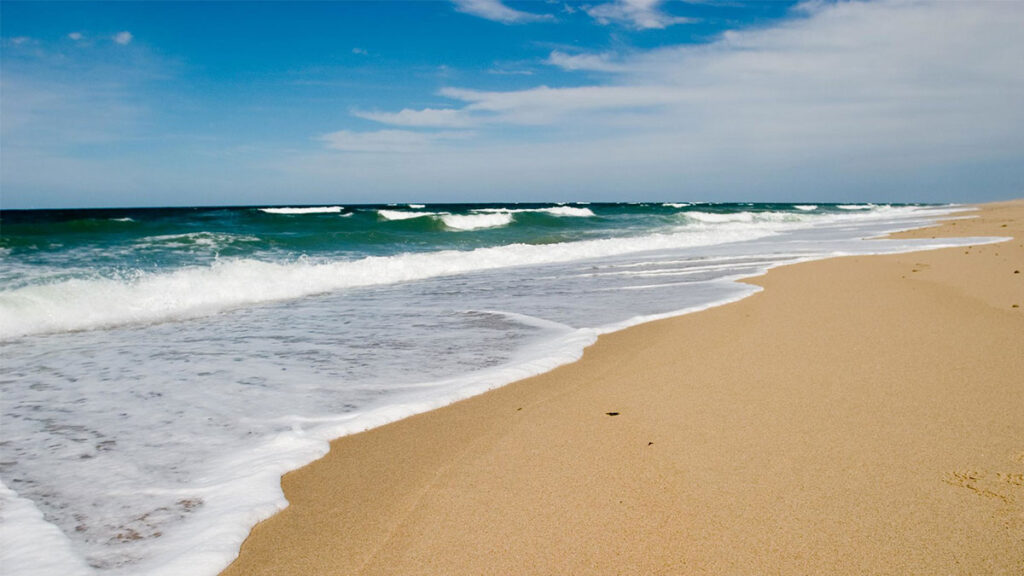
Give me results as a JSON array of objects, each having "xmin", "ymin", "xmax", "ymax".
[{"xmin": 222, "ymin": 200, "xmax": 1024, "ymax": 575}]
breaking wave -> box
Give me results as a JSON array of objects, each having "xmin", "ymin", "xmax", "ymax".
[
  {"xmin": 1, "ymin": 224, "xmax": 777, "ymax": 340},
  {"xmin": 259, "ymin": 206, "xmax": 344, "ymax": 215}
]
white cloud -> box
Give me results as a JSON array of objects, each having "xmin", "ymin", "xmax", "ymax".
[
  {"xmin": 584, "ymin": 0, "xmax": 694, "ymax": 30},
  {"xmin": 435, "ymin": 84, "xmax": 689, "ymax": 126},
  {"xmin": 356, "ymin": 86, "xmax": 685, "ymax": 127},
  {"xmin": 353, "ymin": 108, "xmax": 477, "ymax": 128},
  {"xmin": 546, "ymin": 50, "xmax": 628, "ymax": 73},
  {"xmin": 396, "ymin": 1, "xmax": 1024, "ymax": 147},
  {"xmin": 452, "ymin": 0, "xmax": 555, "ymax": 24},
  {"xmin": 113, "ymin": 31, "xmax": 133, "ymax": 45},
  {"xmin": 9, "ymin": 36, "xmax": 33, "ymax": 45},
  {"xmin": 319, "ymin": 129, "xmax": 472, "ymax": 153},
  {"xmin": 68, "ymin": 32, "xmax": 84, "ymax": 41},
  {"xmin": 352, "ymin": 47, "xmax": 368, "ymax": 55},
  {"xmin": 310, "ymin": 1, "xmax": 1023, "ymax": 202},
  {"xmin": 5, "ymin": 0, "xmax": 1022, "ymax": 206}
]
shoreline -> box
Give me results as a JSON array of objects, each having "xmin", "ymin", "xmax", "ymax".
[{"xmin": 221, "ymin": 200, "xmax": 1023, "ymax": 575}]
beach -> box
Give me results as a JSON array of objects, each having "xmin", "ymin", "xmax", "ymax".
[
  {"xmin": 5, "ymin": 2, "xmax": 1024, "ymax": 574},
  {"xmin": 4, "ymin": 203, "xmax": 986, "ymax": 574},
  {"xmin": 219, "ymin": 200, "xmax": 1023, "ymax": 576}
]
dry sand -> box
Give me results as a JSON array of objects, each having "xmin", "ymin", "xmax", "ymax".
[{"xmin": 222, "ymin": 200, "xmax": 1024, "ymax": 575}]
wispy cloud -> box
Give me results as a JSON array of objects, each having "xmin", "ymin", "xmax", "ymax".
[
  {"xmin": 113, "ymin": 31, "xmax": 133, "ymax": 45},
  {"xmin": 351, "ymin": 47, "xmax": 368, "ymax": 55},
  {"xmin": 452, "ymin": 0, "xmax": 555, "ymax": 24},
  {"xmin": 354, "ymin": 84, "xmax": 683, "ymax": 129},
  {"xmin": 68, "ymin": 32, "xmax": 84, "ymax": 41},
  {"xmin": 546, "ymin": 50, "xmax": 628, "ymax": 73},
  {"xmin": 353, "ymin": 108, "xmax": 477, "ymax": 128},
  {"xmin": 438, "ymin": 85, "xmax": 684, "ymax": 124},
  {"xmin": 1, "ymin": 75, "xmax": 144, "ymax": 146},
  {"xmin": 487, "ymin": 67, "xmax": 535, "ymax": 76},
  {"xmin": 0, "ymin": 35, "xmax": 200, "ymax": 207},
  {"xmin": 487, "ymin": 60, "xmax": 536, "ymax": 76},
  {"xmin": 584, "ymin": 0, "xmax": 694, "ymax": 30}
]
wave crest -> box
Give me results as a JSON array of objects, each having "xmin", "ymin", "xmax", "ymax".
[
  {"xmin": 135, "ymin": 232, "xmax": 261, "ymax": 250},
  {"xmin": 259, "ymin": 206, "xmax": 344, "ymax": 215},
  {"xmin": 684, "ymin": 211, "xmax": 809, "ymax": 224},
  {"xmin": 377, "ymin": 209, "xmax": 437, "ymax": 221},
  {"xmin": 440, "ymin": 213, "xmax": 514, "ymax": 231},
  {"xmin": 472, "ymin": 206, "xmax": 595, "ymax": 217}
]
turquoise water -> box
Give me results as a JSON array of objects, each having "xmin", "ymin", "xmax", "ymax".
[
  {"xmin": 0, "ymin": 202, "xmax": 985, "ymax": 575},
  {"xmin": 2, "ymin": 202, "xmax": 830, "ymax": 291}
]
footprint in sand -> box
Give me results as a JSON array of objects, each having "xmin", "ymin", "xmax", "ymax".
[
  {"xmin": 943, "ymin": 470, "xmax": 1008, "ymax": 502},
  {"xmin": 944, "ymin": 454, "xmax": 1024, "ymax": 502},
  {"xmin": 996, "ymin": 473, "xmax": 1024, "ymax": 487}
]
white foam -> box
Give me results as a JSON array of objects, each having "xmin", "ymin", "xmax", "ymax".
[
  {"xmin": 685, "ymin": 211, "xmax": 759, "ymax": 223},
  {"xmin": 377, "ymin": 209, "xmax": 436, "ymax": 221},
  {"xmin": 407, "ymin": 204, "xmax": 426, "ymax": 209},
  {"xmin": 258, "ymin": 206, "xmax": 344, "ymax": 215},
  {"xmin": 663, "ymin": 202, "xmax": 691, "ymax": 208},
  {"xmin": 440, "ymin": 212, "xmax": 514, "ymax": 231},
  {"xmin": 7, "ymin": 323, "xmax": 601, "ymax": 576},
  {"xmin": 0, "ymin": 482, "xmax": 94, "ymax": 576},
  {"xmin": 538, "ymin": 206, "xmax": 595, "ymax": 217},
  {"xmin": 135, "ymin": 232, "xmax": 260, "ymax": 249},
  {"xmin": 837, "ymin": 204, "xmax": 875, "ymax": 210},
  {"xmin": 794, "ymin": 205, "xmax": 818, "ymax": 211},
  {"xmin": 472, "ymin": 206, "xmax": 595, "ymax": 217},
  {"xmin": 575, "ymin": 261, "xmax": 755, "ymax": 279},
  {"xmin": 111, "ymin": 217, "xmax": 135, "ymax": 222},
  {"xmin": 599, "ymin": 282, "xmax": 760, "ymax": 325},
  {"xmin": 473, "ymin": 309, "xmax": 575, "ymax": 332},
  {"xmin": 0, "ymin": 223, "xmax": 783, "ymax": 340},
  {"xmin": 684, "ymin": 210, "xmax": 816, "ymax": 224}
]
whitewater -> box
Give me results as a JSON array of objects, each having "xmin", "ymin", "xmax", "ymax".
[{"xmin": 0, "ymin": 202, "xmax": 994, "ymax": 575}]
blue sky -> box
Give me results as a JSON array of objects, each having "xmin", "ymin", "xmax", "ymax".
[{"xmin": 2, "ymin": 1, "xmax": 1022, "ymax": 208}]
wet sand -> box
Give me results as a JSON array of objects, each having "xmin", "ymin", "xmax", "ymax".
[{"xmin": 221, "ymin": 200, "xmax": 1024, "ymax": 575}]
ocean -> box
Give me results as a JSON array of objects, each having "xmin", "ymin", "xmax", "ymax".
[{"xmin": 0, "ymin": 202, "xmax": 987, "ymax": 575}]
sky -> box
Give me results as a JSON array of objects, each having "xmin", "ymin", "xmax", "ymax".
[{"xmin": 1, "ymin": 0, "xmax": 1022, "ymax": 209}]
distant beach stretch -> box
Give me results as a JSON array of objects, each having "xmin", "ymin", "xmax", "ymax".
[{"xmin": 2, "ymin": 201, "xmax": 1021, "ymax": 575}]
